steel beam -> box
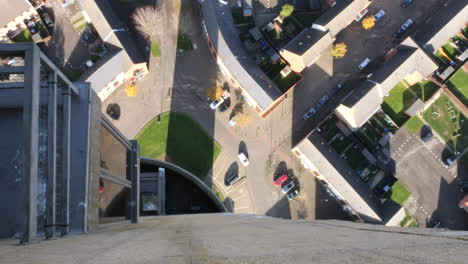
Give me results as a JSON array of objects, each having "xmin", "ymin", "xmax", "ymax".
[
  {"xmin": 0, "ymin": 81, "xmax": 49, "ymax": 89},
  {"xmin": 60, "ymin": 85, "xmax": 71, "ymax": 236},
  {"xmin": 39, "ymin": 52, "xmax": 79, "ymax": 96},
  {"xmin": 0, "ymin": 66, "xmax": 25, "ymax": 73},
  {"xmin": 100, "ymin": 169, "xmax": 132, "ymax": 188},
  {"xmin": 130, "ymin": 140, "xmax": 140, "ymax": 223},
  {"xmin": 20, "ymin": 46, "xmax": 40, "ymax": 244},
  {"xmin": 45, "ymin": 71, "xmax": 57, "ymax": 239}
]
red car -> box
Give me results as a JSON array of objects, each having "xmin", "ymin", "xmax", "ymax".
[{"xmin": 274, "ymin": 174, "xmax": 289, "ymax": 186}]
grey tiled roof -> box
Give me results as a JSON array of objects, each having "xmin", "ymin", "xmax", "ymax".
[{"xmin": 200, "ymin": 0, "xmax": 283, "ymax": 110}]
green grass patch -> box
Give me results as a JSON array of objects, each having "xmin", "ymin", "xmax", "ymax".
[
  {"xmin": 11, "ymin": 30, "xmax": 32, "ymax": 42},
  {"xmin": 260, "ymin": 60, "xmax": 286, "ymax": 79},
  {"xmin": 72, "ymin": 17, "xmax": 85, "ymax": 25},
  {"xmin": 151, "ymin": 41, "xmax": 161, "ymax": 57},
  {"xmin": 408, "ymin": 221, "xmax": 419, "ymax": 227},
  {"xmin": 410, "ymin": 80, "xmax": 440, "ymax": 102},
  {"xmin": 400, "ymin": 214, "xmax": 411, "ymax": 227},
  {"xmin": 66, "ymin": 69, "xmax": 82, "ymax": 82},
  {"xmin": 75, "ymin": 22, "xmax": 89, "ymax": 31},
  {"xmin": 177, "ymin": 34, "xmax": 193, "ymax": 51},
  {"xmin": 136, "ymin": 112, "xmax": 222, "ymax": 178},
  {"xmin": 432, "ymin": 52, "xmax": 449, "ymax": 68},
  {"xmin": 388, "ymin": 180, "xmax": 411, "ymax": 206},
  {"xmin": 273, "ymin": 72, "xmax": 301, "ymax": 93},
  {"xmin": 382, "ymin": 81, "xmax": 415, "ymax": 126},
  {"xmin": 423, "ymin": 95, "xmax": 468, "ymax": 153},
  {"xmin": 215, "ymin": 190, "xmax": 225, "ymax": 203},
  {"xmin": 442, "ymin": 43, "xmax": 458, "ymax": 61},
  {"xmin": 404, "ymin": 115, "xmax": 424, "ymax": 134},
  {"xmin": 446, "ymin": 68, "xmax": 468, "ymax": 107},
  {"xmin": 90, "ymin": 55, "xmax": 100, "ymax": 63}
]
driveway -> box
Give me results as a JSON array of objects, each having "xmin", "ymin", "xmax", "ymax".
[{"xmin": 389, "ymin": 128, "xmax": 468, "ymax": 229}]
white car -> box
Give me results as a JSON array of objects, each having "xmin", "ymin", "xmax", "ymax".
[
  {"xmin": 374, "ymin": 10, "xmax": 385, "ymax": 21},
  {"xmin": 209, "ymin": 97, "xmax": 225, "ymax": 110},
  {"xmin": 61, "ymin": 0, "xmax": 74, "ymax": 8},
  {"xmin": 358, "ymin": 58, "xmax": 371, "ymax": 70},
  {"xmin": 238, "ymin": 152, "xmax": 249, "ymax": 166},
  {"xmin": 281, "ymin": 181, "xmax": 295, "ymax": 194},
  {"xmin": 229, "ymin": 117, "xmax": 236, "ymax": 127},
  {"xmin": 303, "ymin": 107, "xmax": 316, "ymax": 120}
]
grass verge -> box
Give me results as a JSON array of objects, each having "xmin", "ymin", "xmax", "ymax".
[
  {"xmin": 11, "ymin": 30, "xmax": 32, "ymax": 42},
  {"xmin": 404, "ymin": 115, "xmax": 424, "ymax": 134},
  {"xmin": 151, "ymin": 41, "xmax": 161, "ymax": 57},
  {"xmin": 136, "ymin": 112, "xmax": 222, "ymax": 178},
  {"xmin": 388, "ymin": 180, "xmax": 410, "ymax": 206}
]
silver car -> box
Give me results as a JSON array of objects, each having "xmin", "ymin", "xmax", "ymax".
[{"xmin": 281, "ymin": 181, "xmax": 295, "ymax": 194}]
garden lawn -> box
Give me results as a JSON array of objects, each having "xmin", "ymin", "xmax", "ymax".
[
  {"xmin": 136, "ymin": 112, "xmax": 222, "ymax": 178},
  {"xmin": 381, "ymin": 81, "xmax": 415, "ymax": 126},
  {"xmin": 442, "ymin": 43, "xmax": 458, "ymax": 61},
  {"xmin": 388, "ymin": 180, "xmax": 411, "ymax": 206},
  {"xmin": 446, "ymin": 68, "xmax": 468, "ymax": 107},
  {"xmin": 177, "ymin": 34, "xmax": 192, "ymax": 51},
  {"xmin": 423, "ymin": 95, "xmax": 468, "ymax": 153},
  {"xmin": 404, "ymin": 115, "xmax": 424, "ymax": 134},
  {"xmin": 151, "ymin": 42, "xmax": 161, "ymax": 57},
  {"xmin": 11, "ymin": 30, "xmax": 32, "ymax": 42},
  {"xmin": 410, "ymin": 80, "xmax": 440, "ymax": 102}
]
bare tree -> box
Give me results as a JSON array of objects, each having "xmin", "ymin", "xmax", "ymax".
[
  {"xmin": 206, "ymin": 85, "xmax": 224, "ymax": 100},
  {"xmin": 132, "ymin": 6, "xmax": 163, "ymax": 43}
]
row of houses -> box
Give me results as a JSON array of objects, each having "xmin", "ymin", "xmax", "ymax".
[
  {"xmin": 201, "ymin": 0, "xmax": 467, "ymax": 223},
  {"xmin": 0, "ymin": 0, "xmax": 148, "ymax": 102}
]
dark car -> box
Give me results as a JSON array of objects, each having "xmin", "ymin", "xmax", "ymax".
[
  {"xmin": 392, "ymin": 19, "xmax": 413, "ymax": 39},
  {"xmin": 421, "ymin": 130, "xmax": 433, "ymax": 142},
  {"xmin": 218, "ymin": 98, "xmax": 231, "ymax": 113},
  {"xmin": 225, "ymin": 172, "xmax": 239, "ymax": 186},
  {"xmin": 401, "ymin": 0, "xmax": 413, "ymax": 8},
  {"xmin": 444, "ymin": 153, "xmax": 458, "ymax": 167},
  {"xmin": 81, "ymin": 30, "xmax": 97, "ymax": 44},
  {"xmin": 286, "ymin": 189, "xmax": 300, "ymax": 200}
]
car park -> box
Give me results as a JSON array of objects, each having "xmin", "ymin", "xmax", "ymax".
[
  {"xmin": 238, "ymin": 152, "xmax": 249, "ymax": 166},
  {"xmin": 303, "ymin": 107, "xmax": 316, "ymax": 120},
  {"xmin": 274, "ymin": 174, "xmax": 289, "ymax": 186},
  {"xmin": 286, "ymin": 189, "xmax": 300, "ymax": 200},
  {"xmin": 401, "ymin": 0, "xmax": 413, "ymax": 8},
  {"xmin": 281, "ymin": 181, "xmax": 295, "ymax": 194},
  {"xmin": 392, "ymin": 19, "xmax": 413, "ymax": 39},
  {"xmin": 374, "ymin": 10, "xmax": 385, "ymax": 21},
  {"xmin": 358, "ymin": 58, "xmax": 371, "ymax": 70},
  {"xmin": 226, "ymin": 172, "xmax": 239, "ymax": 186}
]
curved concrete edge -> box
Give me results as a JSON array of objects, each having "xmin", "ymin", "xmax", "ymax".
[{"xmin": 140, "ymin": 157, "xmax": 228, "ymax": 213}]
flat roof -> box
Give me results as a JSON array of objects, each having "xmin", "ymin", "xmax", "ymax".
[{"xmin": 200, "ymin": 0, "xmax": 283, "ymax": 110}]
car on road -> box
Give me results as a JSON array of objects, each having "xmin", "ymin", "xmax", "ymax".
[
  {"xmin": 444, "ymin": 153, "xmax": 458, "ymax": 167},
  {"xmin": 392, "ymin": 19, "xmax": 413, "ymax": 39},
  {"xmin": 317, "ymin": 95, "xmax": 329, "ymax": 109},
  {"xmin": 401, "ymin": 0, "xmax": 413, "ymax": 8},
  {"xmin": 358, "ymin": 58, "xmax": 371, "ymax": 70},
  {"xmin": 287, "ymin": 189, "xmax": 300, "ymax": 200},
  {"xmin": 281, "ymin": 181, "xmax": 295, "ymax": 194},
  {"xmin": 374, "ymin": 10, "xmax": 385, "ymax": 21},
  {"xmin": 238, "ymin": 152, "xmax": 249, "ymax": 166},
  {"xmin": 421, "ymin": 130, "xmax": 433, "ymax": 142},
  {"xmin": 226, "ymin": 172, "xmax": 239, "ymax": 186},
  {"xmin": 274, "ymin": 174, "xmax": 289, "ymax": 186},
  {"xmin": 41, "ymin": 13, "xmax": 54, "ymax": 28},
  {"xmin": 303, "ymin": 107, "xmax": 316, "ymax": 120},
  {"xmin": 331, "ymin": 81, "xmax": 346, "ymax": 95}
]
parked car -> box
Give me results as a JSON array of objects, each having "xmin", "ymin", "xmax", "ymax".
[
  {"xmin": 392, "ymin": 19, "xmax": 413, "ymax": 39},
  {"xmin": 303, "ymin": 107, "xmax": 316, "ymax": 120},
  {"xmin": 218, "ymin": 98, "xmax": 231, "ymax": 113},
  {"xmin": 274, "ymin": 174, "xmax": 289, "ymax": 186},
  {"xmin": 358, "ymin": 58, "xmax": 371, "ymax": 70},
  {"xmin": 229, "ymin": 116, "xmax": 236, "ymax": 127},
  {"xmin": 281, "ymin": 181, "xmax": 295, "ymax": 194},
  {"xmin": 317, "ymin": 95, "xmax": 329, "ymax": 108},
  {"xmin": 210, "ymin": 97, "xmax": 225, "ymax": 110},
  {"xmin": 401, "ymin": 0, "xmax": 413, "ymax": 8},
  {"xmin": 444, "ymin": 153, "xmax": 458, "ymax": 167},
  {"xmin": 374, "ymin": 10, "xmax": 385, "ymax": 21},
  {"xmin": 421, "ymin": 130, "xmax": 433, "ymax": 142},
  {"xmin": 331, "ymin": 81, "xmax": 346, "ymax": 94},
  {"xmin": 41, "ymin": 13, "xmax": 54, "ymax": 28},
  {"xmin": 287, "ymin": 189, "xmax": 300, "ymax": 200},
  {"xmin": 238, "ymin": 152, "xmax": 249, "ymax": 166},
  {"xmin": 226, "ymin": 172, "xmax": 239, "ymax": 186},
  {"xmin": 61, "ymin": 0, "xmax": 74, "ymax": 8}
]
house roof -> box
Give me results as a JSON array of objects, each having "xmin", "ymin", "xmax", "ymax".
[
  {"xmin": 295, "ymin": 133, "xmax": 382, "ymax": 223},
  {"xmin": 200, "ymin": 0, "xmax": 283, "ymax": 110},
  {"xmin": 281, "ymin": 0, "xmax": 371, "ymax": 70},
  {"xmin": 339, "ymin": 37, "xmax": 437, "ymax": 128},
  {"xmin": 0, "ymin": 0, "xmax": 31, "ymax": 27},
  {"xmin": 83, "ymin": 49, "xmax": 125, "ymax": 94},
  {"xmin": 414, "ymin": 1, "xmax": 468, "ymax": 55}
]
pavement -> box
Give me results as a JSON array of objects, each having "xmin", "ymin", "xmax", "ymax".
[{"xmin": 389, "ymin": 128, "xmax": 468, "ymax": 229}]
